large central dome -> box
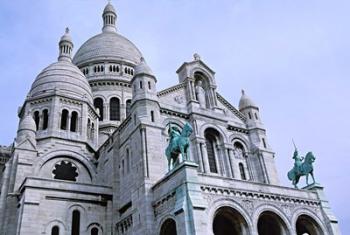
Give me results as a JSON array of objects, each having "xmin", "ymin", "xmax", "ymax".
[
  {"xmin": 72, "ymin": 3, "xmax": 142, "ymax": 67},
  {"xmin": 73, "ymin": 32, "xmax": 142, "ymax": 66}
]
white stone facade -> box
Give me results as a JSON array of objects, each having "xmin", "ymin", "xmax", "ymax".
[{"xmin": 0, "ymin": 3, "xmax": 340, "ymax": 235}]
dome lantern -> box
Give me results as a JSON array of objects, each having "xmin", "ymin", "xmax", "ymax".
[
  {"xmin": 58, "ymin": 27, "xmax": 73, "ymax": 62},
  {"xmin": 102, "ymin": 2, "xmax": 117, "ymax": 33}
]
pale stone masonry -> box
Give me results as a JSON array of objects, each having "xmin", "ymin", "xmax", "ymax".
[{"xmin": 0, "ymin": 2, "xmax": 340, "ymax": 235}]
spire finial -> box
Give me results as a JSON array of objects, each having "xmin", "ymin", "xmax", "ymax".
[
  {"xmin": 241, "ymin": 89, "xmax": 245, "ymax": 95},
  {"xmin": 193, "ymin": 53, "xmax": 201, "ymax": 61},
  {"xmin": 58, "ymin": 27, "xmax": 73, "ymax": 62},
  {"xmin": 102, "ymin": 1, "xmax": 117, "ymax": 33}
]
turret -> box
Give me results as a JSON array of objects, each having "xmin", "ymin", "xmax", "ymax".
[
  {"xmin": 239, "ymin": 89, "xmax": 262, "ymax": 128},
  {"xmin": 239, "ymin": 90, "xmax": 279, "ymax": 184},
  {"xmin": 102, "ymin": 2, "xmax": 117, "ymax": 33},
  {"xmin": 58, "ymin": 28, "xmax": 73, "ymax": 62},
  {"xmin": 16, "ymin": 114, "xmax": 37, "ymax": 145}
]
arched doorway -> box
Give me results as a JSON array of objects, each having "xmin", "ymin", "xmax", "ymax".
[
  {"xmin": 296, "ymin": 215, "xmax": 323, "ymax": 235},
  {"xmin": 160, "ymin": 218, "xmax": 177, "ymax": 235},
  {"xmin": 257, "ymin": 211, "xmax": 288, "ymax": 235},
  {"xmin": 213, "ymin": 206, "xmax": 249, "ymax": 235}
]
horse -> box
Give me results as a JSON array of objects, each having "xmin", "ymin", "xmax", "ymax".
[
  {"xmin": 165, "ymin": 123, "xmax": 193, "ymax": 171},
  {"xmin": 287, "ymin": 151, "xmax": 316, "ymax": 188}
]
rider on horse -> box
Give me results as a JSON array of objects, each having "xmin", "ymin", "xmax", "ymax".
[
  {"xmin": 293, "ymin": 149, "xmax": 304, "ymax": 175},
  {"xmin": 168, "ymin": 124, "xmax": 181, "ymax": 145}
]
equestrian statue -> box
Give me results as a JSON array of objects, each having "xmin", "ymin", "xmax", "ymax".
[
  {"xmin": 165, "ymin": 122, "xmax": 193, "ymax": 171},
  {"xmin": 287, "ymin": 141, "xmax": 316, "ymax": 188}
]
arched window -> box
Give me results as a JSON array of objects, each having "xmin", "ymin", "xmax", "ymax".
[
  {"xmin": 51, "ymin": 226, "xmax": 59, "ymax": 235},
  {"xmin": 239, "ymin": 163, "xmax": 246, "ymax": 180},
  {"xmin": 150, "ymin": 111, "xmax": 155, "ymax": 122},
  {"xmin": 70, "ymin": 111, "xmax": 78, "ymax": 132},
  {"xmin": 43, "ymin": 109, "xmax": 49, "ymax": 130},
  {"xmin": 110, "ymin": 97, "xmax": 120, "ymax": 121},
  {"xmin": 233, "ymin": 142, "xmax": 245, "ymax": 158},
  {"xmin": 91, "ymin": 227, "xmax": 99, "ymax": 235},
  {"xmin": 34, "ymin": 111, "xmax": 40, "ymax": 130},
  {"xmin": 91, "ymin": 123, "xmax": 95, "ymax": 140},
  {"xmin": 86, "ymin": 118, "xmax": 91, "ymax": 139},
  {"xmin": 126, "ymin": 99, "xmax": 132, "ymax": 117},
  {"xmin": 94, "ymin": 98, "xmax": 104, "ymax": 121},
  {"xmin": 60, "ymin": 109, "xmax": 69, "ymax": 130},
  {"xmin": 139, "ymin": 81, "xmax": 143, "ymax": 89},
  {"xmin": 248, "ymin": 112, "xmax": 252, "ymax": 119},
  {"xmin": 160, "ymin": 219, "xmax": 177, "ymax": 235},
  {"xmin": 53, "ymin": 160, "xmax": 78, "ymax": 181},
  {"xmin": 71, "ymin": 210, "xmax": 80, "ymax": 235},
  {"xmin": 148, "ymin": 81, "xmax": 151, "ymax": 90},
  {"xmin": 205, "ymin": 129, "xmax": 219, "ymax": 173}
]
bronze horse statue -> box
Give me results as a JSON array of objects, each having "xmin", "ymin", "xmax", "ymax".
[
  {"xmin": 287, "ymin": 151, "xmax": 316, "ymax": 188},
  {"xmin": 165, "ymin": 123, "xmax": 193, "ymax": 171}
]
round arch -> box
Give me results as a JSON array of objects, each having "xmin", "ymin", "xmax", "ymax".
[
  {"xmin": 190, "ymin": 68, "xmax": 216, "ymax": 86},
  {"xmin": 213, "ymin": 206, "xmax": 250, "ymax": 235},
  {"xmin": 291, "ymin": 209, "xmax": 328, "ymax": 235},
  {"xmin": 159, "ymin": 218, "xmax": 177, "ymax": 235},
  {"xmin": 199, "ymin": 123, "xmax": 228, "ymax": 143},
  {"xmin": 207, "ymin": 198, "xmax": 253, "ymax": 235},
  {"xmin": 34, "ymin": 150, "xmax": 96, "ymax": 182},
  {"xmin": 253, "ymin": 204, "xmax": 292, "ymax": 235},
  {"xmin": 43, "ymin": 219, "xmax": 66, "ymax": 235}
]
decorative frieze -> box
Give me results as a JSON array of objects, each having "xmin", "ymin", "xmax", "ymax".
[{"xmin": 153, "ymin": 191, "xmax": 176, "ymax": 217}]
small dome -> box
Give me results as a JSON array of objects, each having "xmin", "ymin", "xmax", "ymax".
[
  {"xmin": 18, "ymin": 115, "xmax": 36, "ymax": 132},
  {"xmin": 73, "ymin": 32, "xmax": 142, "ymax": 66},
  {"xmin": 29, "ymin": 61, "xmax": 93, "ymax": 103},
  {"xmin": 60, "ymin": 27, "xmax": 72, "ymax": 43},
  {"xmin": 103, "ymin": 3, "xmax": 116, "ymax": 14},
  {"xmin": 135, "ymin": 57, "xmax": 154, "ymax": 76},
  {"xmin": 239, "ymin": 90, "xmax": 257, "ymax": 110}
]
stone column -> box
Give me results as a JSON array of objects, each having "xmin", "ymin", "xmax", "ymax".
[
  {"xmin": 67, "ymin": 113, "xmax": 71, "ymax": 131},
  {"xmin": 200, "ymin": 142, "xmax": 210, "ymax": 173},
  {"xmin": 227, "ymin": 148, "xmax": 235, "ymax": 178},
  {"xmin": 195, "ymin": 141, "xmax": 204, "ymax": 172}
]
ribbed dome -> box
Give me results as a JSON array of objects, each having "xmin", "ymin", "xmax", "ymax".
[
  {"xmin": 239, "ymin": 90, "xmax": 257, "ymax": 110},
  {"xmin": 73, "ymin": 32, "xmax": 143, "ymax": 66},
  {"xmin": 18, "ymin": 115, "xmax": 36, "ymax": 132},
  {"xmin": 104, "ymin": 3, "xmax": 116, "ymax": 14},
  {"xmin": 29, "ymin": 61, "xmax": 93, "ymax": 103}
]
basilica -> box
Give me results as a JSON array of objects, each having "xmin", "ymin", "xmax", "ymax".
[{"xmin": 0, "ymin": 2, "xmax": 340, "ymax": 235}]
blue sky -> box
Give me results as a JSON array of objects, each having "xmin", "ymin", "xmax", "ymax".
[{"xmin": 0, "ymin": 0, "xmax": 349, "ymax": 232}]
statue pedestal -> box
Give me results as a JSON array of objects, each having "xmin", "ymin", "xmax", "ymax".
[
  {"xmin": 304, "ymin": 183, "xmax": 341, "ymax": 235},
  {"xmin": 152, "ymin": 161, "xmax": 207, "ymax": 235}
]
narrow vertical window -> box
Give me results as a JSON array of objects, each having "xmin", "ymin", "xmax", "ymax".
[
  {"xmin": 150, "ymin": 111, "xmax": 154, "ymax": 122},
  {"xmin": 148, "ymin": 81, "xmax": 151, "ymax": 90},
  {"xmin": 43, "ymin": 109, "xmax": 49, "ymax": 130},
  {"xmin": 139, "ymin": 81, "xmax": 143, "ymax": 89},
  {"xmin": 262, "ymin": 138, "xmax": 267, "ymax": 148},
  {"xmin": 126, "ymin": 99, "xmax": 131, "ymax": 117},
  {"xmin": 248, "ymin": 112, "xmax": 252, "ymax": 119},
  {"xmin": 51, "ymin": 226, "xmax": 59, "ymax": 235},
  {"xmin": 126, "ymin": 149, "xmax": 130, "ymax": 173},
  {"xmin": 94, "ymin": 98, "xmax": 104, "ymax": 121},
  {"xmin": 254, "ymin": 112, "xmax": 259, "ymax": 120},
  {"xmin": 60, "ymin": 109, "xmax": 69, "ymax": 130},
  {"xmin": 71, "ymin": 210, "xmax": 80, "ymax": 235},
  {"xmin": 70, "ymin": 111, "xmax": 78, "ymax": 132},
  {"xmin": 110, "ymin": 97, "xmax": 120, "ymax": 121},
  {"xmin": 205, "ymin": 133, "xmax": 218, "ymax": 173},
  {"xmin": 239, "ymin": 163, "xmax": 246, "ymax": 180},
  {"xmin": 87, "ymin": 119, "xmax": 91, "ymax": 138},
  {"xmin": 34, "ymin": 111, "xmax": 40, "ymax": 130},
  {"xmin": 91, "ymin": 227, "xmax": 98, "ymax": 235}
]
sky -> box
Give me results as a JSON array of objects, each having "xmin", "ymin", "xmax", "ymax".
[{"xmin": 0, "ymin": 0, "xmax": 349, "ymax": 232}]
